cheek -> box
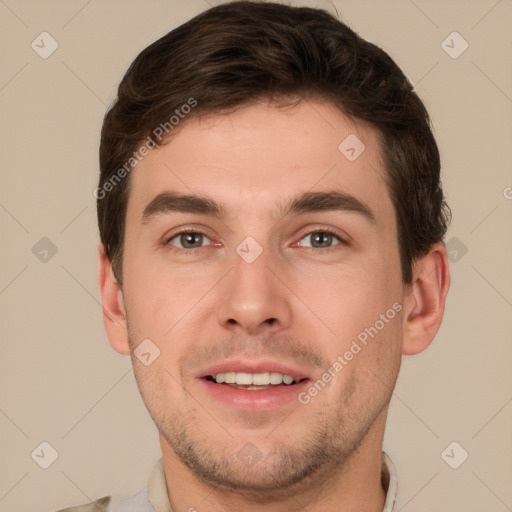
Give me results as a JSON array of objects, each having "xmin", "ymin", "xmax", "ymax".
[
  {"xmin": 302, "ymin": 263, "xmax": 403, "ymax": 370},
  {"xmin": 132, "ymin": 361, "xmax": 177, "ymax": 423},
  {"xmin": 123, "ymin": 252, "xmax": 213, "ymax": 337},
  {"xmin": 304, "ymin": 268, "xmax": 385, "ymax": 333}
]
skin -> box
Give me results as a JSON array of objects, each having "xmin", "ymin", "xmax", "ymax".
[{"xmin": 98, "ymin": 99, "xmax": 450, "ymax": 512}]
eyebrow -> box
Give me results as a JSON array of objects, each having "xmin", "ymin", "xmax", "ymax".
[{"xmin": 141, "ymin": 190, "xmax": 377, "ymax": 226}]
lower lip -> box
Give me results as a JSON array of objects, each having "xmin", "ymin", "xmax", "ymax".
[{"xmin": 198, "ymin": 378, "xmax": 310, "ymax": 411}]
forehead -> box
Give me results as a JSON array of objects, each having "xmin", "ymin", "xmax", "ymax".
[{"xmin": 126, "ymin": 100, "xmax": 394, "ymax": 228}]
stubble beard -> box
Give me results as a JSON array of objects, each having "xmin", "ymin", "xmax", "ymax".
[{"xmin": 152, "ymin": 384, "xmax": 387, "ymax": 501}]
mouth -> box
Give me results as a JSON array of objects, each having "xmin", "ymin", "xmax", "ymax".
[
  {"xmin": 196, "ymin": 361, "xmax": 311, "ymax": 410},
  {"xmin": 203, "ymin": 371, "xmax": 308, "ymax": 390}
]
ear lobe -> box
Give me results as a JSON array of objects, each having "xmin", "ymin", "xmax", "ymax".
[
  {"xmin": 402, "ymin": 243, "xmax": 451, "ymax": 356},
  {"xmin": 97, "ymin": 243, "xmax": 131, "ymax": 356}
]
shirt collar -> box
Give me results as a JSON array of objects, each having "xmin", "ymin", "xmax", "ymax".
[
  {"xmin": 148, "ymin": 451, "xmax": 397, "ymax": 512},
  {"xmin": 381, "ymin": 451, "xmax": 398, "ymax": 512}
]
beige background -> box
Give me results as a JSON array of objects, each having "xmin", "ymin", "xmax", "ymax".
[{"xmin": 1, "ymin": 0, "xmax": 511, "ymax": 510}]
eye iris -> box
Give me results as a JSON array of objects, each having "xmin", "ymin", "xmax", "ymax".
[
  {"xmin": 181, "ymin": 232, "xmax": 203, "ymax": 248},
  {"xmin": 176, "ymin": 233, "xmax": 335, "ymax": 249},
  {"xmin": 311, "ymin": 232, "xmax": 332, "ymax": 248}
]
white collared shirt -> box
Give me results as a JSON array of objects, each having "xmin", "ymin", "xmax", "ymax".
[{"xmin": 59, "ymin": 452, "xmax": 398, "ymax": 512}]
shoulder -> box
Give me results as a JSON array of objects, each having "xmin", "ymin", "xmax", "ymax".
[
  {"xmin": 53, "ymin": 458, "xmax": 162, "ymax": 512},
  {"xmin": 54, "ymin": 487, "xmax": 154, "ymax": 512},
  {"xmin": 55, "ymin": 496, "xmax": 111, "ymax": 512}
]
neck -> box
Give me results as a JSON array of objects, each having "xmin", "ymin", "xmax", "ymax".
[{"xmin": 159, "ymin": 409, "xmax": 389, "ymax": 512}]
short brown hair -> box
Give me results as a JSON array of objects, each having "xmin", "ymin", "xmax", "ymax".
[{"xmin": 98, "ymin": 0, "xmax": 451, "ymax": 285}]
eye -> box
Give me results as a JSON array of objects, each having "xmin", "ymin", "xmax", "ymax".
[
  {"xmin": 166, "ymin": 230, "xmax": 212, "ymax": 250},
  {"xmin": 297, "ymin": 229, "xmax": 347, "ymax": 250},
  {"xmin": 163, "ymin": 227, "xmax": 348, "ymax": 253}
]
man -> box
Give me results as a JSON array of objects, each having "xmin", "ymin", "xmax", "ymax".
[{"xmin": 61, "ymin": 0, "xmax": 451, "ymax": 510}]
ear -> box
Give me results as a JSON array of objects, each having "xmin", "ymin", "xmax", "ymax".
[
  {"xmin": 401, "ymin": 242, "xmax": 451, "ymax": 355},
  {"xmin": 97, "ymin": 243, "xmax": 131, "ymax": 355}
]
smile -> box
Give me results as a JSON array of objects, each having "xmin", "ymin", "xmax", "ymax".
[{"xmin": 205, "ymin": 371, "xmax": 307, "ymax": 390}]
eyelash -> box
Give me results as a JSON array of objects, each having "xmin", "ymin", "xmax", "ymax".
[{"xmin": 163, "ymin": 227, "xmax": 349, "ymax": 254}]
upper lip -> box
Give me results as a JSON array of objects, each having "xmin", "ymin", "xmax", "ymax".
[{"xmin": 197, "ymin": 359, "xmax": 311, "ymax": 381}]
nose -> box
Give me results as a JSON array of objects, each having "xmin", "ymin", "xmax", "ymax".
[{"xmin": 216, "ymin": 247, "xmax": 293, "ymax": 336}]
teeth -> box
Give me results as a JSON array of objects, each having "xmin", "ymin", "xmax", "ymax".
[
  {"xmin": 269, "ymin": 372, "xmax": 283, "ymax": 385},
  {"xmin": 223, "ymin": 372, "xmax": 236, "ymax": 384},
  {"xmin": 236, "ymin": 373, "xmax": 253, "ymax": 385},
  {"xmin": 282, "ymin": 374, "xmax": 294, "ymax": 385},
  {"xmin": 252, "ymin": 372, "xmax": 270, "ymax": 385},
  {"xmin": 213, "ymin": 372, "xmax": 297, "ymax": 386}
]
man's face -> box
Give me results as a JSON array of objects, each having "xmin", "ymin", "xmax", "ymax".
[{"xmin": 119, "ymin": 100, "xmax": 405, "ymax": 491}]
